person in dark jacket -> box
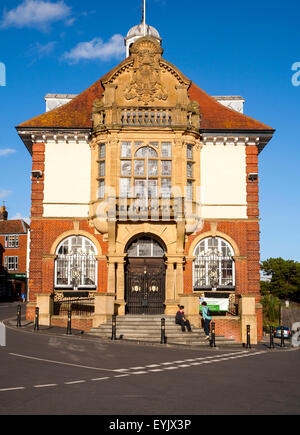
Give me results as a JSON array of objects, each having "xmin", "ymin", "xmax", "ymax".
[{"xmin": 175, "ymin": 305, "xmax": 192, "ymax": 332}]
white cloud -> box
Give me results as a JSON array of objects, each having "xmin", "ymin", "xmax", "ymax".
[
  {"xmin": 28, "ymin": 41, "xmax": 56, "ymax": 58},
  {"xmin": 1, "ymin": 0, "xmax": 72, "ymax": 30},
  {"xmin": 0, "ymin": 189, "xmax": 11, "ymax": 199},
  {"xmin": 63, "ymin": 34, "xmax": 125, "ymax": 63},
  {"xmin": 0, "ymin": 148, "xmax": 16, "ymax": 157}
]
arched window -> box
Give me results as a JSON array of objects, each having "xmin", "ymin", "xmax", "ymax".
[
  {"xmin": 126, "ymin": 236, "xmax": 165, "ymax": 257},
  {"xmin": 193, "ymin": 237, "xmax": 235, "ymax": 290},
  {"xmin": 55, "ymin": 236, "xmax": 97, "ymax": 289},
  {"xmin": 119, "ymin": 141, "xmax": 172, "ymax": 198}
]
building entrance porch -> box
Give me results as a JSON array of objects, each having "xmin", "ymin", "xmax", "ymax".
[
  {"xmin": 125, "ymin": 257, "xmax": 166, "ymax": 314},
  {"xmin": 124, "ymin": 236, "xmax": 166, "ymax": 314}
]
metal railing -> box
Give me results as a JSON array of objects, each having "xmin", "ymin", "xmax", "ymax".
[{"xmin": 53, "ymin": 297, "xmax": 95, "ymax": 317}]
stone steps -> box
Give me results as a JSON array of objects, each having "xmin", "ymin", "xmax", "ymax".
[{"xmin": 88, "ymin": 315, "xmax": 239, "ymax": 346}]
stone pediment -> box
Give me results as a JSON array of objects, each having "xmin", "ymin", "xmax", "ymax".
[{"xmin": 101, "ymin": 36, "xmax": 191, "ymax": 108}]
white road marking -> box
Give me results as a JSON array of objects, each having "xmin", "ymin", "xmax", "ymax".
[
  {"xmin": 9, "ymin": 353, "xmax": 114, "ymax": 372},
  {"xmin": 194, "ymin": 351, "xmax": 248, "ymax": 361},
  {"xmin": 0, "ymin": 387, "xmax": 25, "ymax": 392},
  {"xmin": 0, "ymin": 350, "xmax": 269, "ymax": 393},
  {"xmin": 34, "ymin": 384, "xmax": 58, "ymax": 388},
  {"xmin": 91, "ymin": 377, "xmax": 110, "ymax": 381}
]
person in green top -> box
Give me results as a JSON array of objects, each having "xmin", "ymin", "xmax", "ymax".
[{"xmin": 201, "ymin": 301, "xmax": 212, "ymax": 340}]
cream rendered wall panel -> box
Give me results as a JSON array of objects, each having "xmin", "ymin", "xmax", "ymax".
[
  {"xmin": 43, "ymin": 140, "xmax": 91, "ymax": 216},
  {"xmin": 200, "ymin": 205, "xmax": 247, "ymax": 219},
  {"xmin": 200, "ymin": 144, "xmax": 247, "ymax": 219},
  {"xmin": 43, "ymin": 204, "xmax": 89, "ymax": 218}
]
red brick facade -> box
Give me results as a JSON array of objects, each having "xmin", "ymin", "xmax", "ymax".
[
  {"xmin": 26, "ymin": 139, "xmax": 264, "ymax": 343},
  {"xmin": 0, "ymin": 216, "xmax": 29, "ymax": 298}
]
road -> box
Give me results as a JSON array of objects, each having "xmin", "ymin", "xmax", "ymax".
[{"xmin": 0, "ymin": 302, "xmax": 299, "ymax": 417}]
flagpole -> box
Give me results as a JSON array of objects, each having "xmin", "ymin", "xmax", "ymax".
[{"xmin": 143, "ymin": 0, "xmax": 146, "ymax": 36}]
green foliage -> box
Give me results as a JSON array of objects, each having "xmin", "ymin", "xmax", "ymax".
[
  {"xmin": 260, "ymin": 257, "xmax": 300, "ymax": 302},
  {"xmin": 261, "ymin": 294, "xmax": 280, "ymax": 323}
]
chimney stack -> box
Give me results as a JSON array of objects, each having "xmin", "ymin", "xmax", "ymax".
[{"xmin": 0, "ymin": 205, "xmax": 8, "ymax": 221}]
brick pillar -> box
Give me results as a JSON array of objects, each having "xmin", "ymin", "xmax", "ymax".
[
  {"xmin": 27, "ymin": 143, "xmax": 45, "ymax": 320},
  {"xmin": 42, "ymin": 256, "xmax": 55, "ymax": 294},
  {"xmin": 97, "ymin": 258, "xmax": 108, "ymax": 292},
  {"xmin": 246, "ymin": 144, "xmax": 262, "ymax": 340},
  {"xmin": 183, "ymin": 258, "xmax": 194, "ymax": 294}
]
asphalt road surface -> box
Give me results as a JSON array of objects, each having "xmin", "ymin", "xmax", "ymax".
[{"xmin": 0, "ymin": 302, "xmax": 299, "ymax": 416}]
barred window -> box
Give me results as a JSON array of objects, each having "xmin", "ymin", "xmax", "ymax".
[
  {"xmin": 193, "ymin": 237, "xmax": 235, "ymax": 290},
  {"xmin": 4, "ymin": 256, "xmax": 18, "ymax": 271},
  {"xmin": 5, "ymin": 235, "xmax": 19, "ymax": 248},
  {"xmin": 55, "ymin": 236, "xmax": 97, "ymax": 290}
]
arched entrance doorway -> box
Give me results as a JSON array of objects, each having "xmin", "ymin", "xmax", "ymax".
[{"xmin": 125, "ymin": 236, "xmax": 166, "ymax": 314}]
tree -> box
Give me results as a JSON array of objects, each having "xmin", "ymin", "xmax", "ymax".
[{"xmin": 260, "ymin": 258, "xmax": 300, "ymax": 302}]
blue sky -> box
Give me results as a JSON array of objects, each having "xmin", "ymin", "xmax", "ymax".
[{"xmin": 0, "ymin": 0, "xmax": 299, "ymax": 261}]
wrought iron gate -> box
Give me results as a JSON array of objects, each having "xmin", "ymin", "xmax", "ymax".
[{"xmin": 125, "ymin": 259, "xmax": 166, "ymax": 314}]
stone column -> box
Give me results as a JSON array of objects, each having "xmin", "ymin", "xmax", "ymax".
[
  {"xmin": 36, "ymin": 293, "xmax": 53, "ymax": 327},
  {"xmin": 175, "ymin": 259, "xmax": 184, "ymax": 299},
  {"xmin": 107, "ymin": 260, "xmax": 116, "ymax": 294},
  {"xmin": 165, "ymin": 261, "xmax": 177, "ymax": 315},
  {"xmin": 116, "ymin": 259, "xmax": 126, "ymax": 315},
  {"xmin": 239, "ymin": 296, "xmax": 258, "ymax": 345},
  {"xmin": 93, "ymin": 292, "xmax": 115, "ymax": 328}
]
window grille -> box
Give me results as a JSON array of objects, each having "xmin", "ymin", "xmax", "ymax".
[
  {"xmin": 55, "ymin": 236, "xmax": 97, "ymax": 289},
  {"xmin": 193, "ymin": 237, "xmax": 235, "ymax": 290}
]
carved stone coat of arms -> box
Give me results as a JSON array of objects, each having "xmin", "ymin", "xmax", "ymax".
[{"xmin": 125, "ymin": 39, "xmax": 168, "ymax": 105}]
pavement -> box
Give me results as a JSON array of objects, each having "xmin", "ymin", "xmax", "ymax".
[{"xmin": 2, "ymin": 307, "xmax": 293, "ymax": 352}]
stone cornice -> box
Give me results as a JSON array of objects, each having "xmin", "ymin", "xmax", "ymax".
[{"xmin": 16, "ymin": 127, "xmax": 91, "ymax": 154}]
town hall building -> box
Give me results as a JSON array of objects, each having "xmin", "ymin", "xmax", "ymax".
[{"xmin": 16, "ymin": 17, "xmax": 274, "ymax": 343}]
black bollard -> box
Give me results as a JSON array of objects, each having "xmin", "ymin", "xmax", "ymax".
[
  {"xmin": 269, "ymin": 326, "xmax": 275, "ymax": 349},
  {"xmin": 34, "ymin": 307, "xmax": 39, "ymax": 331},
  {"xmin": 111, "ymin": 315, "xmax": 117, "ymax": 340},
  {"xmin": 16, "ymin": 305, "xmax": 21, "ymax": 328},
  {"xmin": 210, "ymin": 322, "xmax": 216, "ymax": 347},
  {"xmin": 161, "ymin": 318, "xmax": 166, "ymax": 344},
  {"xmin": 246, "ymin": 324, "xmax": 251, "ymax": 349},
  {"xmin": 280, "ymin": 325, "xmax": 285, "ymax": 348},
  {"xmin": 66, "ymin": 309, "xmax": 72, "ymax": 335}
]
